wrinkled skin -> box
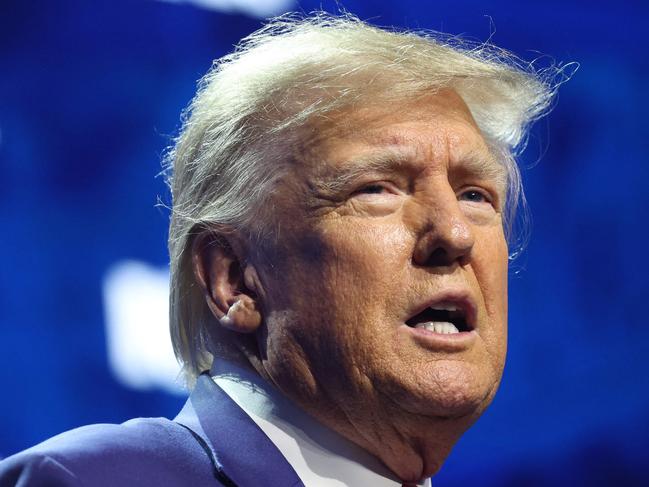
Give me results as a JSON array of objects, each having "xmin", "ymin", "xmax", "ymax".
[{"xmin": 199, "ymin": 90, "xmax": 509, "ymax": 483}]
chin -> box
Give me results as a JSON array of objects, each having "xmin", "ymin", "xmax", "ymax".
[{"xmin": 415, "ymin": 361, "xmax": 501, "ymax": 420}]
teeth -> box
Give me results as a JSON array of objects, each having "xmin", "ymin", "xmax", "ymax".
[
  {"xmin": 414, "ymin": 321, "xmax": 460, "ymax": 334},
  {"xmin": 430, "ymin": 304, "xmax": 459, "ymax": 312}
]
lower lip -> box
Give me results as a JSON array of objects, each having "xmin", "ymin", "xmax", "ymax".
[{"xmin": 401, "ymin": 324, "xmax": 477, "ymax": 352}]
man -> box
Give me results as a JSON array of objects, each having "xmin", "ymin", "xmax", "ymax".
[{"xmin": 0, "ymin": 13, "xmax": 556, "ymax": 486}]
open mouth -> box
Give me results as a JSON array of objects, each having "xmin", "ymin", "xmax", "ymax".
[{"xmin": 405, "ymin": 303, "xmax": 473, "ymax": 334}]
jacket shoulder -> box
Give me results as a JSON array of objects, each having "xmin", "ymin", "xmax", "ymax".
[{"xmin": 0, "ymin": 418, "xmax": 215, "ymax": 487}]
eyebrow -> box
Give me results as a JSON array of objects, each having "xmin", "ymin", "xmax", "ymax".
[
  {"xmin": 310, "ymin": 150, "xmax": 413, "ymax": 195},
  {"xmin": 310, "ymin": 144, "xmax": 508, "ymax": 196},
  {"xmin": 453, "ymin": 147, "xmax": 509, "ymax": 189}
]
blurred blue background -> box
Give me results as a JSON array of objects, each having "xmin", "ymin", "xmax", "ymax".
[{"xmin": 1, "ymin": 0, "xmax": 648, "ymax": 485}]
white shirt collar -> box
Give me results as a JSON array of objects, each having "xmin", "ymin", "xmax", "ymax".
[{"xmin": 211, "ymin": 359, "xmax": 431, "ymax": 487}]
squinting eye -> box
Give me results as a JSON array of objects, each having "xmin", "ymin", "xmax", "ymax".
[
  {"xmin": 357, "ymin": 184, "xmax": 387, "ymax": 195},
  {"xmin": 459, "ymin": 190, "xmax": 489, "ymax": 203}
]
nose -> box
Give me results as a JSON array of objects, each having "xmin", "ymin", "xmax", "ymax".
[{"xmin": 412, "ymin": 190, "xmax": 475, "ymax": 268}]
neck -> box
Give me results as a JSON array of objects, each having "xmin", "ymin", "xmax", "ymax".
[
  {"xmin": 262, "ymin": 374, "xmax": 473, "ymax": 482},
  {"xmin": 244, "ymin": 349, "xmax": 476, "ymax": 483},
  {"xmin": 314, "ymin": 406, "xmax": 471, "ymax": 482}
]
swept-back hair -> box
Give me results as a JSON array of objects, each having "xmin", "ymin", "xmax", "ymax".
[{"xmin": 164, "ymin": 12, "xmax": 563, "ymax": 385}]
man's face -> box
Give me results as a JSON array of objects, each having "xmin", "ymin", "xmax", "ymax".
[{"xmin": 249, "ymin": 90, "xmax": 509, "ymax": 477}]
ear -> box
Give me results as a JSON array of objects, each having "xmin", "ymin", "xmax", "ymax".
[{"xmin": 191, "ymin": 231, "xmax": 262, "ymax": 334}]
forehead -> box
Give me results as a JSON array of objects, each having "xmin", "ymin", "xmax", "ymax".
[{"xmin": 295, "ymin": 90, "xmax": 502, "ymax": 182}]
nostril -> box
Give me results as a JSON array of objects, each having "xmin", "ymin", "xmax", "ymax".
[
  {"xmin": 412, "ymin": 216, "xmax": 474, "ymax": 267},
  {"xmin": 413, "ymin": 232, "xmax": 474, "ymax": 268},
  {"xmin": 413, "ymin": 245, "xmax": 463, "ymax": 268},
  {"xmin": 424, "ymin": 247, "xmax": 454, "ymax": 267}
]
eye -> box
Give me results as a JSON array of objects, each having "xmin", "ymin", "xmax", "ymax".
[
  {"xmin": 351, "ymin": 182, "xmax": 400, "ymax": 197},
  {"xmin": 356, "ymin": 184, "xmax": 388, "ymax": 195},
  {"xmin": 459, "ymin": 189, "xmax": 491, "ymax": 204}
]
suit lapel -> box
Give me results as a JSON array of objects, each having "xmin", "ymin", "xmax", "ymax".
[{"xmin": 176, "ymin": 374, "xmax": 304, "ymax": 487}]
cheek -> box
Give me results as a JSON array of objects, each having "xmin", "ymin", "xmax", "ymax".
[
  {"xmin": 263, "ymin": 219, "xmax": 413, "ymax": 356},
  {"xmin": 485, "ymin": 242, "xmax": 508, "ymax": 316},
  {"xmin": 321, "ymin": 221, "xmax": 413, "ymax": 311},
  {"xmin": 347, "ymin": 223, "xmax": 410, "ymax": 263},
  {"xmin": 473, "ymin": 227, "xmax": 509, "ymax": 360},
  {"xmin": 310, "ymin": 217, "xmax": 412, "ymax": 282}
]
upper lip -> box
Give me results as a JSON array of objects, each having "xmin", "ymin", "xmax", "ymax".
[{"xmin": 405, "ymin": 290, "xmax": 478, "ymax": 331}]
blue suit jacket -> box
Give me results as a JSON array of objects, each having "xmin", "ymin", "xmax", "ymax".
[{"xmin": 0, "ymin": 374, "xmax": 304, "ymax": 487}]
